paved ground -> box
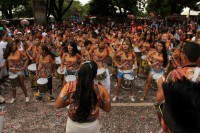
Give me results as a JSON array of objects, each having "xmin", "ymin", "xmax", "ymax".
[{"xmin": 0, "ymin": 75, "xmax": 160, "ymax": 133}]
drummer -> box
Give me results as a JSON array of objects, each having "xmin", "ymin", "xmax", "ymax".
[
  {"xmin": 26, "ymin": 37, "xmax": 41, "ymax": 88},
  {"xmin": 81, "ymin": 40, "xmax": 92, "ymax": 61},
  {"xmin": 111, "ymin": 31, "xmax": 123, "ymax": 51},
  {"xmin": 141, "ymin": 40, "xmax": 168, "ymax": 101},
  {"xmin": 26, "ymin": 37, "xmax": 40, "ymax": 63},
  {"xmin": 5, "ymin": 40, "xmax": 29, "ymax": 103},
  {"xmin": 60, "ymin": 41, "xmax": 82, "ymax": 86},
  {"xmin": 138, "ymin": 34, "xmax": 152, "ymax": 54},
  {"xmin": 89, "ymin": 36, "xmax": 114, "ymax": 93},
  {"xmin": 112, "ymin": 37, "xmax": 137, "ymax": 101},
  {"xmin": 35, "ymin": 45, "xmax": 56, "ymax": 101},
  {"xmin": 169, "ymin": 41, "xmax": 185, "ymax": 69}
]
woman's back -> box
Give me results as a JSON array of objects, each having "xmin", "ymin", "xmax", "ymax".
[{"xmin": 60, "ymin": 81, "xmax": 110, "ymax": 123}]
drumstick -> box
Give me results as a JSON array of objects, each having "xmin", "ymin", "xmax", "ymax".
[
  {"xmin": 120, "ymin": 61, "xmax": 128, "ymax": 68},
  {"xmin": 9, "ymin": 68, "xmax": 21, "ymax": 71}
]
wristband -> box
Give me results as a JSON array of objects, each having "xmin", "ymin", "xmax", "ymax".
[{"xmin": 59, "ymin": 93, "xmax": 68, "ymax": 100}]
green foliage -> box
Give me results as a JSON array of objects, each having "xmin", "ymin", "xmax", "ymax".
[
  {"xmin": 88, "ymin": 0, "xmax": 147, "ymax": 17},
  {"xmin": 88, "ymin": 0, "xmax": 114, "ymax": 16},
  {"xmin": 63, "ymin": 0, "xmax": 89, "ymax": 19},
  {"xmin": 0, "ymin": 0, "xmax": 29, "ymax": 19},
  {"xmin": 13, "ymin": 1, "xmax": 33, "ymax": 18},
  {"xmin": 146, "ymin": 0, "xmax": 200, "ymax": 18}
]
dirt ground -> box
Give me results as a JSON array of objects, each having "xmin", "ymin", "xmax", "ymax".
[{"xmin": 0, "ymin": 75, "xmax": 160, "ymax": 133}]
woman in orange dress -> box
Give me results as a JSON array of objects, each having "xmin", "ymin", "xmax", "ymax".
[
  {"xmin": 112, "ymin": 37, "xmax": 137, "ymax": 101},
  {"xmin": 60, "ymin": 41, "xmax": 82, "ymax": 85},
  {"xmin": 89, "ymin": 38, "xmax": 114, "ymax": 93},
  {"xmin": 81, "ymin": 40, "xmax": 92, "ymax": 61},
  {"xmin": 36, "ymin": 45, "xmax": 56, "ymax": 101},
  {"xmin": 6, "ymin": 40, "xmax": 29, "ymax": 103},
  {"xmin": 55, "ymin": 61, "xmax": 111, "ymax": 133},
  {"xmin": 138, "ymin": 34, "xmax": 152, "ymax": 54},
  {"xmin": 26, "ymin": 37, "xmax": 40, "ymax": 63},
  {"xmin": 111, "ymin": 31, "xmax": 123, "ymax": 51}
]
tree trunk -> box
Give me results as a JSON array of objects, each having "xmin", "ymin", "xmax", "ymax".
[
  {"xmin": 32, "ymin": 0, "xmax": 47, "ymax": 25},
  {"xmin": 52, "ymin": 0, "xmax": 73, "ymax": 22}
]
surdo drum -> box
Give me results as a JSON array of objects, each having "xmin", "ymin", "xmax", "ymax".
[
  {"xmin": 134, "ymin": 47, "xmax": 141, "ymax": 58},
  {"xmin": 121, "ymin": 74, "xmax": 134, "ymax": 89},
  {"xmin": 28, "ymin": 63, "xmax": 37, "ymax": 86},
  {"xmin": 37, "ymin": 78, "xmax": 48, "ymax": 94},
  {"xmin": 55, "ymin": 57, "xmax": 62, "ymax": 78},
  {"xmin": 138, "ymin": 55, "xmax": 149, "ymax": 77},
  {"xmin": 65, "ymin": 75, "xmax": 76, "ymax": 82},
  {"xmin": 9, "ymin": 74, "xmax": 19, "ymax": 88},
  {"xmin": 96, "ymin": 68, "xmax": 107, "ymax": 81},
  {"xmin": 57, "ymin": 67, "xmax": 66, "ymax": 79}
]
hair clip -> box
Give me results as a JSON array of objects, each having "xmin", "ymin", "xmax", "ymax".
[{"xmin": 81, "ymin": 61, "xmax": 92, "ymax": 69}]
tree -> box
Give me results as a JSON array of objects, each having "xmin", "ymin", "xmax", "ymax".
[
  {"xmin": 13, "ymin": 2, "xmax": 33, "ymax": 18},
  {"xmin": 146, "ymin": 0, "xmax": 200, "ymax": 18},
  {"xmin": 64, "ymin": 0, "xmax": 89, "ymax": 19},
  {"xmin": 0, "ymin": 0, "xmax": 29, "ymax": 19},
  {"xmin": 46, "ymin": 0, "xmax": 74, "ymax": 22},
  {"xmin": 88, "ymin": 0, "xmax": 146, "ymax": 17},
  {"xmin": 88, "ymin": 0, "xmax": 115, "ymax": 16}
]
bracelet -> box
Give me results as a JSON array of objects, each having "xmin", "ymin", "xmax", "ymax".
[{"xmin": 59, "ymin": 93, "xmax": 68, "ymax": 100}]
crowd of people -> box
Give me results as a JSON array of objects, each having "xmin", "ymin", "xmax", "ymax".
[{"xmin": 0, "ymin": 17, "xmax": 200, "ymax": 132}]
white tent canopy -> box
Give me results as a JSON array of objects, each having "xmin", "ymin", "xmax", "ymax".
[{"xmin": 181, "ymin": 7, "xmax": 200, "ymax": 16}]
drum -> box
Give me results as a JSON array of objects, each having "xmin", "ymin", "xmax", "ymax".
[
  {"xmin": 106, "ymin": 56, "xmax": 112, "ymax": 66},
  {"xmin": 138, "ymin": 55, "xmax": 149, "ymax": 78},
  {"xmin": 134, "ymin": 47, "xmax": 141, "ymax": 58},
  {"xmin": 153, "ymin": 73, "xmax": 165, "ymax": 82},
  {"xmin": 9, "ymin": 74, "xmax": 19, "ymax": 88},
  {"xmin": 28, "ymin": 64, "xmax": 37, "ymax": 86},
  {"xmin": 37, "ymin": 78, "xmax": 48, "ymax": 94},
  {"xmin": 55, "ymin": 56, "xmax": 61, "ymax": 65},
  {"xmin": 121, "ymin": 74, "xmax": 134, "ymax": 89},
  {"xmin": 134, "ymin": 47, "xmax": 140, "ymax": 53},
  {"xmin": 65, "ymin": 75, "xmax": 76, "ymax": 82},
  {"xmin": 57, "ymin": 67, "xmax": 66, "ymax": 79},
  {"xmin": 77, "ymin": 46, "xmax": 81, "ymax": 51},
  {"xmin": 96, "ymin": 68, "xmax": 107, "ymax": 81},
  {"xmin": 55, "ymin": 57, "xmax": 61, "ymax": 78}
]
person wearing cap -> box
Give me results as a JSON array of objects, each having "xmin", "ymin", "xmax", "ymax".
[{"xmin": 89, "ymin": 36, "xmax": 114, "ymax": 94}]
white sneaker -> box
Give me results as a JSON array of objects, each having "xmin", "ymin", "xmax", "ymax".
[
  {"xmin": 112, "ymin": 96, "xmax": 117, "ymax": 101},
  {"xmin": 25, "ymin": 97, "xmax": 30, "ymax": 103},
  {"xmin": 0, "ymin": 95, "xmax": 5, "ymax": 103},
  {"xmin": 9, "ymin": 98, "xmax": 16, "ymax": 104},
  {"xmin": 114, "ymin": 83, "xmax": 117, "ymax": 87},
  {"xmin": 130, "ymin": 96, "xmax": 135, "ymax": 102}
]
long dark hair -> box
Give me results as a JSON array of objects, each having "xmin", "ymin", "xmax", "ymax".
[
  {"xmin": 157, "ymin": 40, "xmax": 168, "ymax": 67},
  {"xmin": 73, "ymin": 61, "xmax": 98, "ymax": 122},
  {"xmin": 122, "ymin": 37, "xmax": 133, "ymax": 51},
  {"xmin": 3, "ymin": 41, "xmax": 16, "ymax": 60},
  {"xmin": 41, "ymin": 45, "xmax": 55, "ymax": 60},
  {"xmin": 63, "ymin": 41, "xmax": 80, "ymax": 56}
]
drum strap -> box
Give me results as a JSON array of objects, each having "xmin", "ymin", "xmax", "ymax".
[{"xmin": 191, "ymin": 67, "xmax": 200, "ymax": 82}]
